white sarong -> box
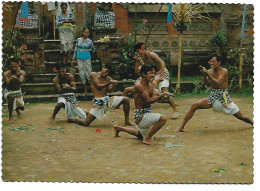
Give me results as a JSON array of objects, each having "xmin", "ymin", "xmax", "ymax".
[
  {"xmin": 155, "ymin": 69, "xmax": 170, "ymax": 92},
  {"xmin": 135, "ymin": 113, "xmax": 161, "ymax": 138},
  {"xmin": 3, "ymin": 89, "xmax": 24, "ymax": 110},
  {"xmin": 89, "ymin": 96, "xmax": 125, "ymax": 122},
  {"xmin": 212, "ymin": 100, "xmax": 239, "ymax": 115},
  {"xmin": 58, "ymin": 93, "xmax": 86, "ymax": 120}
]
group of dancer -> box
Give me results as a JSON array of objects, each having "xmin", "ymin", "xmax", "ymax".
[{"xmin": 3, "ymin": 40, "xmax": 253, "ymax": 145}]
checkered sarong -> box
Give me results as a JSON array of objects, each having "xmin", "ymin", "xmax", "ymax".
[
  {"xmin": 60, "ymin": 93, "xmax": 78, "ymax": 106},
  {"xmin": 208, "ymin": 89, "xmax": 232, "ymax": 105},
  {"xmin": 134, "ymin": 106, "xmax": 152, "ymax": 124},
  {"xmin": 163, "ymin": 70, "xmax": 170, "ymax": 80},
  {"xmin": 16, "ymin": 11, "xmax": 38, "ymax": 28},
  {"xmin": 94, "ymin": 8, "xmax": 115, "ymax": 27},
  {"xmin": 93, "ymin": 96, "xmax": 110, "ymax": 107}
]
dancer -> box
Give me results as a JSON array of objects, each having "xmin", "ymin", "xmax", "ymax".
[
  {"xmin": 68, "ymin": 62, "xmax": 133, "ymax": 126},
  {"xmin": 3, "ymin": 57, "xmax": 26, "ymax": 121},
  {"xmin": 133, "ymin": 42, "xmax": 179, "ymax": 119},
  {"xmin": 114, "ymin": 64, "xmax": 167, "ymax": 145},
  {"xmin": 177, "ymin": 54, "xmax": 253, "ymax": 133},
  {"xmin": 49, "ymin": 62, "xmax": 86, "ymax": 122}
]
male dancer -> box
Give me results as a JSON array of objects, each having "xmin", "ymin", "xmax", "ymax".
[
  {"xmin": 3, "ymin": 57, "xmax": 26, "ymax": 121},
  {"xmin": 133, "ymin": 42, "xmax": 179, "ymax": 119},
  {"xmin": 68, "ymin": 63, "xmax": 133, "ymax": 126},
  {"xmin": 49, "ymin": 62, "xmax": 86, "ymax": 121},
  {"xmin": 177, "ymin": 54, "xmax": 253, "ymax": 133},
  {"xmin": 114, "ymin": 64, "xmax": 167, "ymax": 145}
]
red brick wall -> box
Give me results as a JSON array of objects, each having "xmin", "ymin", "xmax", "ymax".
[{"xmin": 113, "ymin": 4, "xmax": 129, "ymax": 35}]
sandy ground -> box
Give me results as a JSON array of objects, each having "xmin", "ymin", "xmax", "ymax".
[{"xmin": 1, "ymin": 96, "xmax": 253, "ymax": 183}]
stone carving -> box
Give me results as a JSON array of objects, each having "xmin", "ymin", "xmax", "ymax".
[
  {"xmin": 152, "ymin": 41, "xmax": 160, "ymax": 47},
  {"xmin": 189, "ymin": 40, "xmax": 197, "ymax": 47},
  {"xmin": 198, "ymin": 40, "xmax": 206, "ymax": 47},
  {"xmin": 182, "ymin": 40, "xmax": 188, "ymax": 47},
  {"xmin": 171, "ymin": 41, "xmax": 178, "ymax": 47},
  {"xmin": 188, "ymin": 23, "xmax": 212, "ymax": 31},
  {"xmin": 162, "ymin": 41, "xmax": 169, "ymax": 47}
]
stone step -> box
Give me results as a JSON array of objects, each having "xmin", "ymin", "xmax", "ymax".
[
  {"xmin": 21, "ymin": 80, "xmax": 135, "ymax": 95},
  {"xmin": 23, "ymin": 92, "xmax": 124, "ymax": 102}
]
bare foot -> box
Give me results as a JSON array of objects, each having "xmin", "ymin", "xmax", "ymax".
[
  {"xmin": 171, "ymin": 112, "xmax": 180, "ymax": 120},
  {"xmin": 124, "ymin": 121, "xmax": 134, "ymax": 126},
  {"xmin": 9, "ymin": 116, "xmax": 14, "ymax": 123},
  {"xmin": 48, "ymin": 116, "xmax": 55, "ymax": 123},
  {"xmin": 176, "ymin": 127, "xmax": 184, "ymax": 133},
  {"xmin": 143, "ymin": 138, "xmax": 154, "ymax": 145},
  {"xmin": 113, "ymin": 125, "xmax": 122, "ymax": 137},
  {"xmin": 15, "ymin": 108, "xmax": 22, "ymax": 117}
]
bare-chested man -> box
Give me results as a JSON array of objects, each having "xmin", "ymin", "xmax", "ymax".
[
  {"xmin": 3, "ymin": 57, "xmax": 26, "ymax": 121},
  {"xmin": 133, "ymin": 42, "xmax": 179, "ymax": 119},
  {"xmin": 68, "ymin": 62, "xmax": 133, "ymax": 126},
  {"xmin": 114, "ymin": 63, "xmax": 167, "ymax": 145},
  {"xmin": 177, "ymin": 54, "xmax": 253, "ymax": 133},
  {"xmin": 49, "ymin": 62, "xmax": 86, "ymax": 121}
]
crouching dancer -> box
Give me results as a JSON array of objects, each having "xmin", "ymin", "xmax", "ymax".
[
  {"xmin": 3, "ymin": 57, "xmax": 26, "ymax": 121},
  {"xmin": 68, "ymin": 62, "xmax": 133, "ymax": 126},
  {"xmin": 114, "ymin": 63, "xmax": 167, "ymax": 145},
  {"xmin": 177, "ymin": 54, "xmax": 253, "ymax": 133},
  {"xmin": 49, "ymin": 62, "xmax": 86, "ymax": 122}
]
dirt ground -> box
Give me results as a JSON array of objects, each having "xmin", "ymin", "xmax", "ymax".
[{"xmin": 1, "ymin": 96, "xmax": 253, "ymax": 183}]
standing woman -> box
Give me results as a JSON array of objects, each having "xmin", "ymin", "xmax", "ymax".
[
  {"xmin": 72, "ymin": 27, "xmax": 95, "ymax": 96},
  {"xmin": 56, "ymin": 2, "xmax": 77, "ymax": 64}
]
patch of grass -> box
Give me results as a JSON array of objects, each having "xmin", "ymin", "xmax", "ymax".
[{"xmin": 9, "ymin": 125, "xmax": 30, "ymax": 132}]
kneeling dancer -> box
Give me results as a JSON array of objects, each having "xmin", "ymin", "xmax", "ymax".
[
  {"xmin": 114, "ymin": 63, "xmax": 167, "ymax": 145},
  {"xmin": 50, "ymin": 62, "xmax": 86, "ymax": 121},
  {"xmin": 68, "ymin": 62, "xmax": 133, "ymax": 126}
]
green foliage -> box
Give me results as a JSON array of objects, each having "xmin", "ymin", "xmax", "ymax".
[
  {"xmin": 173, "ymin": 21, "xmax": 188, "ymax": 34},
  {"xmin": 191, "ymin": 76, "xmax": 203, "ymax": 94},
  {"xmin": 134, "ymin": 19, "xmax": 148, "ymax": 34},
  {"xmin": 44, "ymin": 32, "xmax": 51, "ymax": 40},
  {"xmin": 208, "ymin": 32, "xmax": 227, "ymax": 49},
  {"xmin": 2, "ymin": 28, "xmax": 24, "ymax": 71},
  {"xmin": 228, "ymin": 48, "xmax": 254, "ymax": 67},
  {"xmin": 224, "ymin": 48, "xmax": 254, "ymax": 92},
  {"xmin": 118, "ymin": 35, "xmax": 136, "ymax": 79}
]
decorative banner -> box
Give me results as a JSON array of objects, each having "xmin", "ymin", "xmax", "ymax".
[
  {"xmin": 240, "ymin": 4, "xmax": 247, "ymax": 38},
  {"xmin": 167, "ymin": 4, "xmax": 173, "ymax": 26},
  {"xmin": 20, "ymin": 2, "xmax": 29, "ymax": 21}
]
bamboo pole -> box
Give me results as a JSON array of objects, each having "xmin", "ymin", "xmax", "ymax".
[
  {"xmin": 239, "ymin": 39, "xmax": 243, "ymax": 89},
  {"xmin": 177, "ymin": 33, "xmax": 183, "ymax": 95},
  {"xmin": 145, "ymin": 4, "xmax": 163, "ymax": 44}
]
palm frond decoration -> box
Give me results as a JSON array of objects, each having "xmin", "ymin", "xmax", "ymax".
[
  {"xmin": 172, "ymin": 3, "xmax": 211, "ymax": 25},
  {"xmin": 2, "ymin": 2, "xmax": 15, "ymax": 12}
]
